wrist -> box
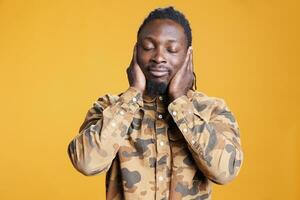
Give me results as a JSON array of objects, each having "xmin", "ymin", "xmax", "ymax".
[
  {"xmin": 169, "ymin": 92, "xmax": 186, "ymax": 102},
  {"xmin": 130, "ymin": 85, "xmax": 144, "ymax": 94}
]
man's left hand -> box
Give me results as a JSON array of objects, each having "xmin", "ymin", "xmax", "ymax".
[{"xmin": 168, "ymin": 46, "xmax": 194, "ymax": 102}]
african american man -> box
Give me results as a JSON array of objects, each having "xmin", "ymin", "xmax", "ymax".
[{"xmin": 67, "ymin": 6, "xmax": 244, "ymax": 200}]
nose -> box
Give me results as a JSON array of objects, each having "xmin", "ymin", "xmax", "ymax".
[{"xmin": 150, "ymin": 47, "xmax": 166, "ymax": 64}]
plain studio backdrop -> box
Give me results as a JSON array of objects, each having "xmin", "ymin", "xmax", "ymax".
[{"xmin": 0, "ymin": 0, "xmax": 299, "ymax": 200}]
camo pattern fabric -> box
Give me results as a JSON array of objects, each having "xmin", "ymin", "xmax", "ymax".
[{"xmin": 67, "ymin": 87, "xmax": 243, "ymax": 200}]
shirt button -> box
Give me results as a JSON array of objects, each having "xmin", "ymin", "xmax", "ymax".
[
  {"xmin": 159, "ymin": 141, "xmax": 164, "ymax": 146},
  {"xmin": 90, "ymin": 124, "xmax": 96, "ymax": 132},
  {"xmin": 191, "ymin": 139, "xmax": 196, "ymax": 144},
  {"xmin": 172, "ymin": 111, "xmax": 177, "ymax": 116},
  {"xmin": 159, "ymin": 176, "xmax": 164, "ymax": 181},
  {"xmin": 158, "ymin": 114, "xmax": 163, "ymax": 119},
  {"xmin": 159, "ymin": 96, "xmax": 163, "ymax": 101},
  {"xmin": 132, "ymin": 97, "xmax": 137, "ymax": 102}
]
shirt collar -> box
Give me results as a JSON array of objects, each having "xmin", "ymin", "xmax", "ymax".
[{"xmin": 142, "ymin": 89, "xmax": 195, "ymax": 103}]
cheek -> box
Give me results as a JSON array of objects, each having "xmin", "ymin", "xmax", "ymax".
[
  {"xmin": 169, "ymin": 56, "xmax": 185, "ymax": 76},
  {"xmin": 137, "ymin": 51, "xmax": 149, "ymax": 70}
]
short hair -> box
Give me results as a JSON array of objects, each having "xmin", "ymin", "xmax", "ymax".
[{"xmin": 137, "ymin": 6, "xmax": 192, "ymax": 47}]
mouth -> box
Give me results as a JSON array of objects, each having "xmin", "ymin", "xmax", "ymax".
[
  {"xmin": 149, "ymin": 70, "xmax": 169, "ymax": 77},
  {"xmin": 148, "ymin": 66, "xmax": 169, "ymax": 78}
]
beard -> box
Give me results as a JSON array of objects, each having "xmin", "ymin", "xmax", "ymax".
[{"xmin": 145, "ymin": 79, "xmax": 168, "ymax": 97}]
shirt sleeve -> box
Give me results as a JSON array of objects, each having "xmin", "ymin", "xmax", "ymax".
[
  {"xmin": 167, "ymin": 94, "xmax": 243, "ymax": 185},
  {"xmin": 67, "ymin": 87, "xmax": 143, "ymax": 176}
]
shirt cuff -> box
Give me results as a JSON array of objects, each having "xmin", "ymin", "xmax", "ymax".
[
  {"xmin": 118, "ymin": 87, "xmax": 143, "ymax": 113},
  {"xmin": 168, "ymin": 95, "xmax": 194, "ymax": 123},
  {"xmin": 168, "ymin": 95, "xmax": 204, "ymax": 154}
]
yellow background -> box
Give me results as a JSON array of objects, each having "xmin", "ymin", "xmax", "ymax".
[{"xmin": 0, "ymin": 0, "xmax": 299, "ymax": 199}]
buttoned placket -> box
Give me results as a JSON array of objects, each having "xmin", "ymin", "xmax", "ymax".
[{"xmin": 153, "ymin": 95, "xmax": 171, "ymax": 200}]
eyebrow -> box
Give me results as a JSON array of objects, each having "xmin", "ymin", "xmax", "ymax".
[{"xmin": 143, "ymin": 36, "xmax": 178, "ymax": 43}]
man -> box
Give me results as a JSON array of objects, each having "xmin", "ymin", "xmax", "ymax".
[{"xmin": 67, "ymin": 6, "xmax": 243, "ymax": 200}]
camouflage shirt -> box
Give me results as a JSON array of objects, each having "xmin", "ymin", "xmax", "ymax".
[{"xmin": 67, "ymin": 87, "xmax": 243, "ymax": 200}]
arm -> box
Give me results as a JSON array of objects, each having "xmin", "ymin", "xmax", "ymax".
[
  {"xmin": 67, "ymin": 87, "xmax": 143, "ymax": 176},
  {"xmin": 168, "ymin": 94, "xmax": 243, "ymax": 185}
]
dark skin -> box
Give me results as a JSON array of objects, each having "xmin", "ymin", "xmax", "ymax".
[{"xmin": 127, "ymin": 19, "xmax": 194, "ymax": 103}]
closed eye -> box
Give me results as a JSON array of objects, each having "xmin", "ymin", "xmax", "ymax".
[
  {"xmin": 143, "ymin": 46, "xmax": 154, "ymax": 51},
  {"xmin": 167, "ymin": 48, "xmax": 178, "ymax": 53}
]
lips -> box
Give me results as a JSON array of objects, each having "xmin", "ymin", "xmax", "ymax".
[
  {"xmin": 149, "ymin": 70, "xmax": 168, "ymax": 77},
  {"xmin": 148, "ymin": 66, "xmax": 169, "ymax": 78}
]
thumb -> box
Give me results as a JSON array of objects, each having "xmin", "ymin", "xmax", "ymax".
[{"xmin": 133, "ymin": 43, "xmax": 138, "ymax": 64}]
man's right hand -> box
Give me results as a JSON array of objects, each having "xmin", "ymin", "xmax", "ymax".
[{"xmin": 126, "ymin": 43, "xmax": 146, "ymax": 94}]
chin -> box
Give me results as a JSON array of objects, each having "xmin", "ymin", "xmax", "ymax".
[
  {"xmin": 146, "ymin": 78, "xmax": 169, "ymax": 95},
  {"xmin": 148, "ymin": 76, "xmax": 170, "ymax": 84}
]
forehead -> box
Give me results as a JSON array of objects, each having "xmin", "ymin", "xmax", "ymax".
[{"xmin": 138, "ymin": 19, "xmax": 186, "ymax": 44}]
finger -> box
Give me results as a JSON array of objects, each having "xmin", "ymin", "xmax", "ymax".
[
  {"xmin": 188, "ymin": 48, "xmax": 193, "ymax": 71},
  {"xmin": 181, "ymin": 46, "xmax": 192, "ymax": 72},
  {"xmin": 130, "ymin": 43, "xmax": 136, "ymax": 67},
  {"xmin": 133, "ymin": 43, "xmax": 138, "ymax": 64},
  {"xmin": 189, "ymin": 49, "xmax": 195, "ymax": 88},
  {"xmin": 185, "ymin": 47, "xmax": 192, "ymax": 72},
  {"xmin": 132, "ymin": 43, "xmax": 144, "ymax": 75}
]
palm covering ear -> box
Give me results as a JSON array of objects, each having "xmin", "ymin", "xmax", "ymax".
[
  {"xmin": 126, "ymin": 43, "xmax": 146, "ymax": 94},
  {"xmin": 168, "ymin": 46, "xmax": 195, "ymax": 101}
]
